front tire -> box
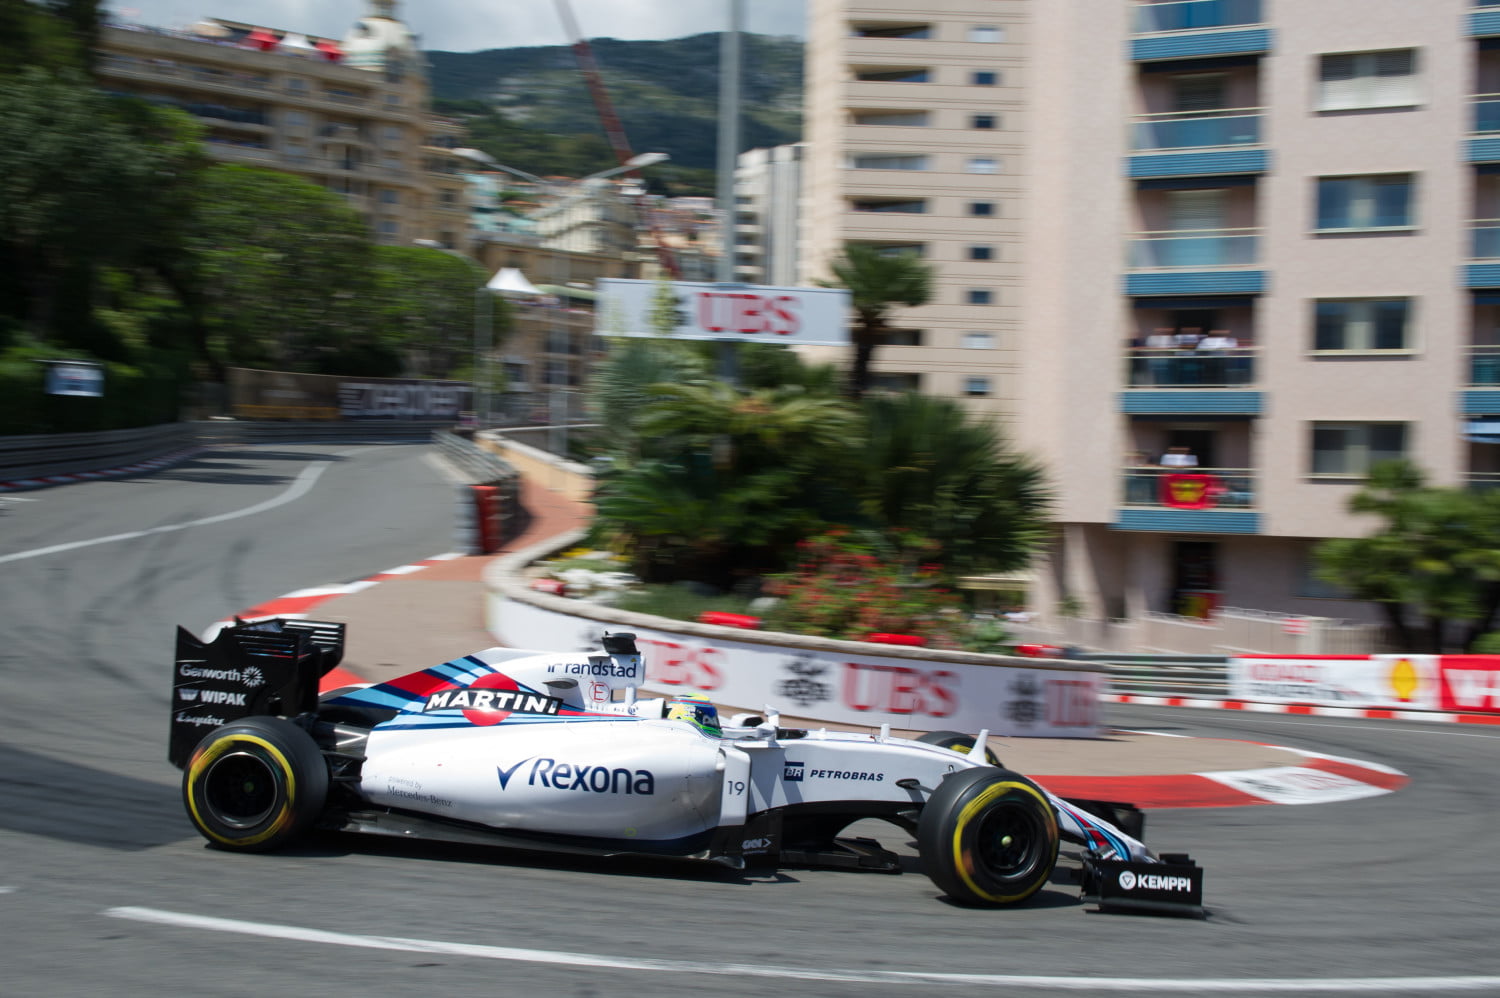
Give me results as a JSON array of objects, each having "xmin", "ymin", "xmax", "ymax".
[
  {"xmin": 182, "ymin": 716, "xmax": 328, "ymax": 852},
  {"xmin": 916, "ymin": 729, "xmax": 1002, "ymax": 767},
  {"xmin": 917, "ymin": 767, "xmax": 1059, "ymax": 906}
]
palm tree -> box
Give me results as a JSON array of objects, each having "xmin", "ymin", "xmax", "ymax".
[
  {"xmin": 854, "ymin": 393, "xmax": 1052, "ymax": 575},
  {"xmin": 823, "ymin": 242, "xmax": 933, "ymax": 399}
]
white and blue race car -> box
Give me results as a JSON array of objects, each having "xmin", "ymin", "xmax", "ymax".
[{"xmin": 168, "ymin": 619, "xmax": 1203, "ymax": 913}]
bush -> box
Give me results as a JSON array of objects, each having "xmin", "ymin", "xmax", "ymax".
[{"xmin": 761, "ymin": 529, "xmax": 966, "ymax": 647}]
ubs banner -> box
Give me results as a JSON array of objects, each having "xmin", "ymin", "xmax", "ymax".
[
  {"xmin": 1230, "ymin": 655, "xmax": 1500, "ymax": 714},
  {"xmin": 228, "ymin": 368, "xmax": 470, "ymax": 421},
  {"xmin": 493, "ymin": 598, "xmax": 1104, "ymax": 737}
]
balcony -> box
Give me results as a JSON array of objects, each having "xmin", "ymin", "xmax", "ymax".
[
  {"xmin": 1469, "ymin": 97, "xmax": 1500, "ymax": 162},
  {"xmin": 1129, "ymin": 110, "xmax": 1267, "ymax": 178},
  {"xmin": 1464, "ymin": 348, "xmax": 1500, "ymax": 413},
  {"xmin": 1467, "ymin": 221, "xmax": 1500, "ymax": 287},
  {"xmin": 1133, "ymin": 0, "xmax": 1261, "ymax": 33},
  {"xmin": 1121, "ymin": 347, "xmax": 1261, "ymax": 414},
  {"xmin": 1116, "ymin": 466, "xmax": 1260, "ymax": 533},
  {"xmin": 1131, "ymin": 0, "xmax": 1268, "ymax": 63},
  {"xmin": 1471, "ymin": 5, "xmax": 1500, "ymax": 38},
  {"xmin": 1125, "ymin": 228, "xmax": 1265, "ymax": 296}
]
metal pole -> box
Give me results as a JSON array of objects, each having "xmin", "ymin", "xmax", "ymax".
[
  {"xmin": 716, "ymin": 0, "xmax": 742, "ymax": 284},
  {"xmin": 475, "ymin": 284, "xmax": 492, "ymax": 428},
  {"xmin": 716, "ymin": 0, "xmax": 743, "ymax": 384}
]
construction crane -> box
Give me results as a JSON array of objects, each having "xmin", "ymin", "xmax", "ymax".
[{"xmin": 553, "ymin": 0, "xmax": 682, "ymax": 278}]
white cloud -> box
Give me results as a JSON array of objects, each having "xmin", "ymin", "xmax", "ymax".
[{"xmin": 105, "ymin": 0, "xmax": 806, "ymax": 51}]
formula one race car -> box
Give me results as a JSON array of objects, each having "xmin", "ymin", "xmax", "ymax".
[{"xmin": 168, "ymin": 619, "xmax": 1203, "ymax": 914}]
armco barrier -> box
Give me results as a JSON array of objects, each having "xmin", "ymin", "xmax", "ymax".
[{"xmin": 485, "ymin": 529, "xmax": 1108, "ymax": 738}]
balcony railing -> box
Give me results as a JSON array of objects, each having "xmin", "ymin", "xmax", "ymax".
[
  {"xmin": 1122, "ymin": 466, "xmax": 1256, "ymax": 508},
  {"xmin": 1128, "ymin": 228, "xmax": 1259, "ymax": 269},
  {"xmin": 1468, "ymin": 472, "xmax": 1500, "ymax": 490},
  {"xmin": 1473, "ymin": 220, "xmax": 1500, "ymax": 258},
  {"xmin": 1134, "ymin": 0, "xmax": 1262, "ymax": 33},
  {"xmin": 1126, "ymin": 347, "xmax": 1256, "ymax": 386},
  {"xmin": 1471, "ymin": 346, "xmax": 1500, "ymax": 385},
  {"xmin": 1132, "ymin": 110, "xmax": 1261, "ymax": 150},
  {"xmin": 1475, "ymin": 96, "xmax": 1500, "ymax": 133}
]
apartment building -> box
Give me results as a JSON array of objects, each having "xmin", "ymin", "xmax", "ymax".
[
  {"xmin": 805, "ymin": 0, "xmax": 1500, "ymax": 631},
  {"xmin": 803, "ymin": 1, "xmax": 1025, "ymax": 404},
  {"xmin": 97, "ymin": 0, "xmax": 470, "ymax": 250},
  {"xmin": 735, "ymin": 143, "xmax": 806, "ymax": 285}
]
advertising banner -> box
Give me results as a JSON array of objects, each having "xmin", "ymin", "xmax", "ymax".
[
  {"xmin": 44, "ymin": 360, "xmax": 104, "ymax": 398},
  {"xmin": 596, "ymin": 278, "xmax": 851, "ymax": 346},
  {"xmin": 1435, "ymin": 657, "xmax": 1500, "ymax": 713},
  {"xmin": 493, "ymin": 597, "xmax": 1104, "ymax": 738},
  {"xmin": 1229, "ymin": 655, "xmax": 1440, "ymax": 710},
  {"xmin": 228, "ymin": 368, "xmax": 470, "ymax": 421}
]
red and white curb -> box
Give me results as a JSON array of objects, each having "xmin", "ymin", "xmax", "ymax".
[
  {"xmin": 1106, "ymin": 692, "xmax": 1500, "ymax": 727},
  {"xmin": 204, "ymin": 552, "xmax": 465, "ymax": 690},
  {"xmin": 0, "ymin": 447, "xmax": 202, "ymax": 493},
  {"xmin": 1036, "ymin": 732, "xmax": 1407, "ymax": 809}
]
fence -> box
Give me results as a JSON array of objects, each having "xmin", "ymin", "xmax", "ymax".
[{"xmin": 1009, "ymin": 606, "xmax": 1396, "ymax": 657}]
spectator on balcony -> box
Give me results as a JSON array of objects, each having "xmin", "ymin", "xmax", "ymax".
[
  {"xmin": 1197, "ymin": 330, "xmax": 1238, "ymax": 386},
  {"xmin": 1160, "ymin": 446, "xmax": 1199, "ymax": 468},
  {"xmin": 1146, "ymin": 328, "xmax": 1175, "ymax": 385}
]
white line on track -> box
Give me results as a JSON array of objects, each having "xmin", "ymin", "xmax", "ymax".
[
  {"xmin": 0, "ymin": 461, "xmax": 330, "ymax": 566},
  {"xmin": 104, "ymin": 907, "xmax": 1500, "ymax": 993}
]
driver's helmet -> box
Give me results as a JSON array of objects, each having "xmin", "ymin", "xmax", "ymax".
[{"xmin": 665, "ymin": 692, "xmax": 721, "ymax": 737}]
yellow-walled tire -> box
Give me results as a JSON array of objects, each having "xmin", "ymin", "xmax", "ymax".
[
  {"xmin": 182, "ymin": 717, "xmax": 328, "ymax": 852},
  {"xmin": 916, "ymin": 729, "xmax": 1002, "ymax": 768},
  {"xmin": 917, "ymin": 767, "xmax": 1059, "ymax": 906}
]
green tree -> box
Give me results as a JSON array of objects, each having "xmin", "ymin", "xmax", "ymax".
[
  {"xmin": 0, "ymin": 69, "xmax": 205, "ymax": 356},
  {"xmin": 594, "ymin": 381, "xmax": 860, "ymax": 584},
  {"xmin": 1314, "ymin": 460, "xmax": 1500, "ymax": 651},
  {"xmin": 822, "ymin": 242, "xmax": 933, "ymax": 399},
  {"xmin": 0, "ymin": 0, "xmax": 102, "ymax": 77},
  {"xmin": 166, "ymin": 165, "xmax": 378, "ymax": 376},
  {"xmin": 371, "ymin": 246, "xmax": 509, "ymax": 380},
  {"xmin": 853, "ymin": 393, "xmax": 1051, "ymax": 575}
]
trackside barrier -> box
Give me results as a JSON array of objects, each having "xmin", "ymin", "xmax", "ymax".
[
  {"xmin": 485, "ymin": 530, "xmax": 1107, "ymax": 739},
  {"xmin": 1229, "ymin": 654, "xmax": 1500, "ymax": 715},
  {"xmin": 472, "ymin": 486, "xmax": 503, "ymax": 554}
]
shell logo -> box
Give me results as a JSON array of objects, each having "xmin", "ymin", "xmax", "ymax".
[
  {"xmin": 1389, "ymin": 658, "xmax": 1418, "ymax": 702},
  {"xmin": 1168, "ymin": 479, "xmax": 1208, "ymax": 505}
]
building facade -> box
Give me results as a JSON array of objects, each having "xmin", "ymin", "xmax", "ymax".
[
  {"xmin": 734, "ymin": 143, "xmax": 806, "ymax": 285},
  {"xmin": 98, "ymin": 1, "xmax": 470, "ymax": 250},
  {"xmin": 804, "ymin": 0, "xmax": 1500, "ymax": 631}
]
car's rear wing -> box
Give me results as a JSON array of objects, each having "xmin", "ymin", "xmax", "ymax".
[{"xmin": 169, "ymin": 618, "xmax": 345, "ymax": 769}]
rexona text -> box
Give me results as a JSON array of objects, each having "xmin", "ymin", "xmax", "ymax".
[{"xmin": 497, "ymin": 757, "xmax": 656, "ymax": 795}]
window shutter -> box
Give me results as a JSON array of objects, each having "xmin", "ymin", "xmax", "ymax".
[
  {"xmin": 1168, "ymin": 189, "xmax": 1227, "ymax": 231},
  {"xmin": 1173, "ymin": 75, "xmax": 1228, "ymax": 113}
]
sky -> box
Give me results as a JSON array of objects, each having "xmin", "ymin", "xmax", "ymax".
[{"xmin": 105, "ymin": 0, "xmax": 807, "ymax": 51}]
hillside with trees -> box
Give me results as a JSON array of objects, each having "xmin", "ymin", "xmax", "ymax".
[{"xmin": 427, "ymin": 33, "xmax": 803, "ymax": 195}]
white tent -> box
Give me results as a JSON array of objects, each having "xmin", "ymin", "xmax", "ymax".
[{"xmin": 486, "ymin": 267, "xmax": 544, "ymax": 296}]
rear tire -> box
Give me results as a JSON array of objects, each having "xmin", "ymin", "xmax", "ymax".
[
  {"xmin": 182, "ymin": 716, "xmax": 328, "ymax": 852},
  {"xmin": 917, "ymin": 767, "xmax": 1059, "ymax": 906},
  {"xmin": 916, "ymin": 729, "xmax": 1002, "ymax": 767}
]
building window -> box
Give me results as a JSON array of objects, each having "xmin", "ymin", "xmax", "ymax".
[
  {"xmin": 862, "ymin": 242, "xmax": 925, "ymax": 258},
  {"xmin": 971, "ymin": 114, "xmax": 997, "ymax": 129},
  {"xmin": 379, "ymin": 189, "xmax": 399, "ymax": 205},
  {"xmin": 971, "ymin": 70, "xmax": 999, "ymax": 86},
  {"xmin": 855, "ymin": 67, "xmax": 929, "ymax": 83},
  {"xmin": 378, "ymin": 220, "xmax": 399, "ymax": 236},
  {"xmin": 870, "ymin": 373, "xmax": 921, "ymax": 392},
  {"xmin": 1314, "ymin": 299, "xmax": 1411, "ymax": 352},
  {"xmin": 283, "ymin": 111, "xmax": 307, "ymax": 127},
  {"xmin": 851, "ymin": 198, "xmax": 927, "ymax": 213},
  {"xmin": 1315, "ymin": 174, "xmax": 1414, "ymax": 231},
  {"xmin": 1318, "ymin": 50, "xmax": 1418, "ymax": 112},
  {"xmin": 286, "ymin": 77, "xmax": 307, "ymax": 93},
  {"xmin": 962, "ymin": 332, "xmax": 995, "ymax": 349},
  {"xmin": 967, "ymin": 26, "xmax": 1003, "ymax": 43},
  {"xmin": 385, "ymin": 93, "xmax": 402, "ymax": 106},
  {"xmin": 966, "ymin": 157, "xmax": 1000, "ymax": 174},
  {"xmin": 969, "ymin": 201, "xmax": 996, "ymax": 216},
  {"xmin": 886, "ymin": 328, "xmax": 924, "ymax": 346},
  {"xmin": 849, "ymin": 154, "xmax": 929, "ymax": 171},
  {"xmin": 852, "ymin": 22, "xmax": 930, "ymax": 39},
  {"xmin": 1310, "ymin": 423, "xmax": 1408, "ymax": 476},
  {"xmin": 967, "ymin": 289, "xmax": 994, "ymax": 305},
  {"xmin": 964, "ymin": 377, "xmax": 992, "ymax": 396},
  {"xmin": 852, "ymin": 110, "xmax": 930, "ymax": 126},
  {"xmin": 969, "ymin": 245, "xmax": 994, "ymax": 261}
]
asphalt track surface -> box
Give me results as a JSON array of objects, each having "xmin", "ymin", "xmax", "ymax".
[{"xmin": 2, "ymin": 442, "xmax": 1498, "ymax": 997}]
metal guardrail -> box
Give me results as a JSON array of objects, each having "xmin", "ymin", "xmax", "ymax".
[
  {"xmin": 430, "ymin": 428, "xmax": 519, "ymax": 485},
  {"xmin": 0, "ymin": 420, "xmax": 456, "ymax": 484},
  {"xmin": 0, "ymin": 423, "xmax": 196, "ymax": 482},
  {"xmin": 1078, "ymin": 654, "xmax": 1231, "ymax": 698}
]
